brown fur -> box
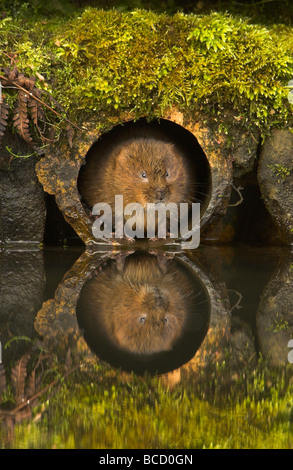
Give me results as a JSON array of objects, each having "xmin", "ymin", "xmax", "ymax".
[
  {"xmin": 78, "ymin": 135, "xmax": 194, "ymax": 233},
  {"xmin": 79, "ymin": 254, "xmax": 197, "ymax": 355}
]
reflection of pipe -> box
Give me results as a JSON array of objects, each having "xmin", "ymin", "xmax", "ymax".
[
  {"xmin": 177, "ymin": 250, "xmax": 230, "ymax": 373},
  {"xmin": 0, "ymin": 131, "xmax": 46, "ymax": 244},
  {"xmin": 76, "ymin": 251, "xmax": 211, "ymax": 375},
  {"xmin": 256, "ymin": 250, "xmax": 293, "ymax": 366},
  {"xmin": 34, "ymin": 248, "xmax": 231, "ymax": 378},
  {"xmin": 36, "ymin": 112, "xmax": 233, "ymax": 246}
]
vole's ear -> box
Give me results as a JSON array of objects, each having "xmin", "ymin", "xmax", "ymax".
[
  {"xmin": 115, "ymin": 147, "xmax": 137, "ymax": 169},
  {"xmin": 115, "ymin": 148, "xmax": 129, "ymax": 168}
]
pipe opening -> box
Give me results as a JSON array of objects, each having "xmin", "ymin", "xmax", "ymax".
[{"xmin": 78, "ymin": 118, "xmax": 212, "ymax": 242}]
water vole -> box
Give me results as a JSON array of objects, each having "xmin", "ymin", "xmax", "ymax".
[
  {"xmin": 78, "ymin": 131, "xmax": 195, "ymax": 235},
  {"xmin": 77, "ymin": 253, "xmax": 200, "ymax": 355}
]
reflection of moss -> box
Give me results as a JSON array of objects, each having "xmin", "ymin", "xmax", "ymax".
[
  {"xmin": 269, "ymin": 313, "xmax": 290, "ymax": 332},
  {"xmin": 268, "ymin": 164, "xmax": 292, "ymax": 183},
  {"xmin": 1, "ymin": 7, "xmax": 293, "ymax": 142},
  {"xmin": 1, "ymin": 358, "xmax": 293, "ymax": 449}
]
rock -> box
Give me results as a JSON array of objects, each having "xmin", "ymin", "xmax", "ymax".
[
  {"xmin": 232, "ymin": 126, "xmax": 260, "ymax": 178},
  {"xmin": 258, "ymin": 129, "xmax": 293, "ymax": 245},
  {"xmin": 0, "ymin": 132, "xmax": 46, "ymax": 244}
]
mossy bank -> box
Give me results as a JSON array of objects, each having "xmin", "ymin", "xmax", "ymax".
[{"xmin": 1, "ymin": 7, "xmax": 292, "ymax": 140}]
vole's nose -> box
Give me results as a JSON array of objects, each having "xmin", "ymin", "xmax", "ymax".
[
  {"xmin": 152, "ymin": 287, "xmax": 167, "ymax": 308},
  {"xmin": 155, "ymin": 189, "xmax": 166, "ymax": 201}
]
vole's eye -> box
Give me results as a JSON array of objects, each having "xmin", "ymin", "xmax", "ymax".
[
  {"xmin": 140, "ymin": 171, "xmax": 147, "ymax": 179},
  {"xmin": 165, "ymin": 171, "xmax": 169, "ymax": 177},
  {"xmin": 164, "ymin": 317, "xmax": 168, "ymax": 325},
  {"xmin": 139, "ymin": 315, "xmax": 146, "ymax": 324}
]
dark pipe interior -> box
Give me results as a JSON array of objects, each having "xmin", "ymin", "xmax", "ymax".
[{"xmin": 77, "ymin": 118, "xmax": 212, "ymax": 215}]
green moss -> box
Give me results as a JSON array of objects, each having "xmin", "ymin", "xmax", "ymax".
[
  {"xmin": 52, "ymin": 10, "xmax": 293, "ymax": 131},
  {"xmin": 268, "ymin": 163, "xmax": 293, "ymax": 183},
  {"xmin": 1, "ymin": 7, "xmax": 293, "ymax": 142},
  {"xmin": 1, "ymin": 359, "xmax": 292, "ymax": 449},
  {"xmin": 269, "ymin": 313, "xmax": 291, "ymax": 332}
]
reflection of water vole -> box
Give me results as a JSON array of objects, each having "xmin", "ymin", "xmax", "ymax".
[
  {"xmin": 77, "ymin": 253, "xmax": 199, "ymax": 355},
  {"xmin": 78, "ymin": 133, "xmax": 195, "ymax": 234}
]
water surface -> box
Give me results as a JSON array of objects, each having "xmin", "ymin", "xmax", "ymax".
[{"xmin": 1, "ymin": 244, "xmax": 292, "ymax": 449}]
